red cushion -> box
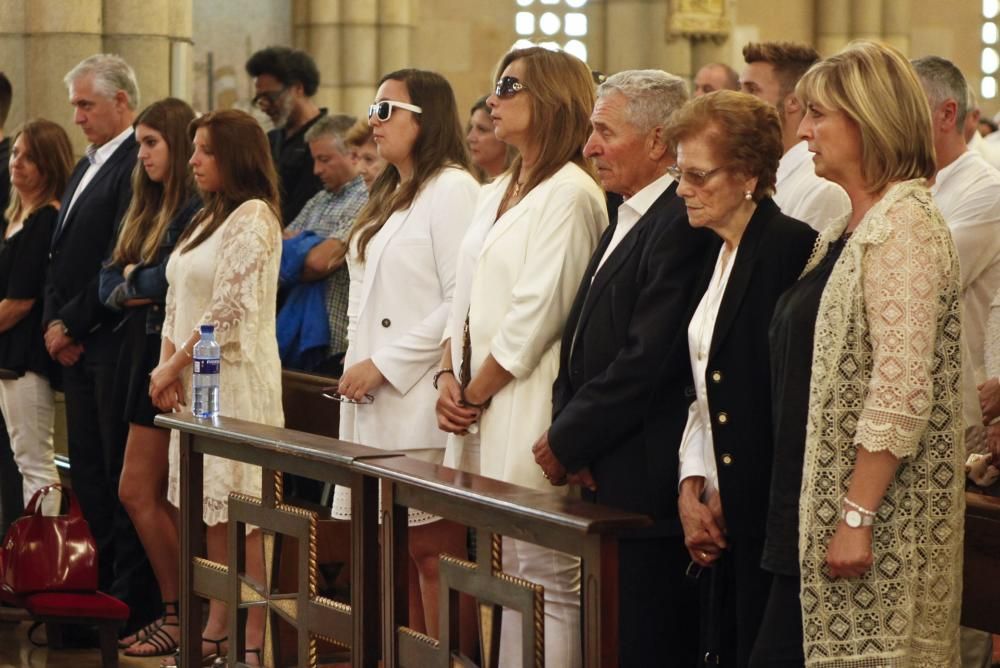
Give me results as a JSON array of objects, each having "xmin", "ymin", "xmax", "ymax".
[{"xmin": 24, "ymin": 592, "xmax": 129, "ymax": 620}]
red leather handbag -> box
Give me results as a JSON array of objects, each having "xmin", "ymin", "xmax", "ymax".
[{"xmin": 0, "ymin": 484, "xmax": 98, "ymax": 595}]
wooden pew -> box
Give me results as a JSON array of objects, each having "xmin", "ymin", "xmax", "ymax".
[{"xmin": 962, "ymin": 491, "xmax": 1000, "ymax": 633}]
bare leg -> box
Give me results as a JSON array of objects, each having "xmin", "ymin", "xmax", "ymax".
[
  {"xmin": 118, "ymin": 424, "xmax": 179, "ymax": 652},
  {"xmin": 408, "ymin": 557, "xmax": 426, "ymax": 634},
  {"xmin": 409, "ymin": 520, "xmax": 477, "ymax": 658}
]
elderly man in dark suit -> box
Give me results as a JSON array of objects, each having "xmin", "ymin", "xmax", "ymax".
[
  {"xmin": 43, "ymin": 54, "xmax": 159, "ymax": 637},
  {"xmin": 532, "ymin": 70, "xmax": 713, "ymax": 666}
]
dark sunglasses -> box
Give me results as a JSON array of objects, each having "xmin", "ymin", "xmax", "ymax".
[
  {"xmin": 251, "ymin": 87, "xmax": 287, "ymax": 108},
  {"xmin": 368, "ymin": 100, "xmax": 423, "ymax": 122},
  {"xmin": 494, "ymin": 76, "xmax": 527, "ymax": 99}
]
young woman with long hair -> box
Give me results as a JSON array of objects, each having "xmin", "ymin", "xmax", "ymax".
[
  {"xmin": 149, "ymin": 109, "xmax": 284, "ymax": 666},
  {"xmin": 98, "ymin": 97, "xmax": 199, "ymax": 658},
  {"xmin": 332, "ymin": 68, "xmax": 480, "ymax": 650}
]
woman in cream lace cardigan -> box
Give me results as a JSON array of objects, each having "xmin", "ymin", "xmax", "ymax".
[{"xmin": 752, "ymin": 42, "xmax": 964, "ymax": 667}]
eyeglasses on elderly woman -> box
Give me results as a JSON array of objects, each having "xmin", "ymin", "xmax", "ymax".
[
  {"xmin": 494, "ymin": 76, "xmax": 527, "ymax": 99},
  {"xmin": 368, "ymin": 100, "xmax": 423, "ymax": 122},
  {"xmin": 666, "ymin": 164, "xmax": 727, "ymax": 188}
]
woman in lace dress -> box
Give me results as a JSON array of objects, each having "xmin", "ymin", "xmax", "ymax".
[
  {"xmin": 753, "ymin": 41, "xmax": 964, "ymax": 667},
  {"xmin": 150, "ymin": 109, "xmax": 283, "ymax": 666}
]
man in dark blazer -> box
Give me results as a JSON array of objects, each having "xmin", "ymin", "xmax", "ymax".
[
  {"xmin": 43, "ymin": 54, "xmax": 159, "ymax": 636},
  {"xmin": 532, "ymin": 70, "xmax": 713, "ymax": 666}
]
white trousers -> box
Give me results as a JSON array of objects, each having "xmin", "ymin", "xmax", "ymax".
[
  {"xmin": 499, "ymin": 537, "xmax": 582, "ymax": 667},
  {"xmin": 0, "ymin": 371, "xmax": 59, "ymax": 512}
]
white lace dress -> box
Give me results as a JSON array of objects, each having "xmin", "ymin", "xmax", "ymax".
[{"xmin": 165, "ymin": 199, "xmax": 285, "ymax": 526}]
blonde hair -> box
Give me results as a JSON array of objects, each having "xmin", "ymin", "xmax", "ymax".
[
  {"xmin": 493, "ymin": 47, "xmax": 598, "ymax": 197},
  {"xmin": 795, "ymin": 40, "xmax": 935, "ymax": 193}
]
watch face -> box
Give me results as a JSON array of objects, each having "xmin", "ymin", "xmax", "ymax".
[{"xmin": 845, "ymin": 509, "xmax": 862, "ymax": 528}]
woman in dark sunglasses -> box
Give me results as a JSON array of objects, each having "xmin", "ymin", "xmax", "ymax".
[
  {"xmin": 434, "ymin": 46, "xmax": 607, "ymax": 666},
  {"xmin": 333, "ymin": 68, "xmax": 480, "ymax": 653}
]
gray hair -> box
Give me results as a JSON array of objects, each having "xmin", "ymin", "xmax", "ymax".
[
  {"xmin": 597, "ymin": 69, "xmax": 689, "ymax": 134},
  {"xmin": 911, "ymin": 55, "xmax": 968, "ymax": 130},
  {"xmin": 304, "ymin": 113, "xmax": 357, "ymax": 152},
  {"xmin": 64, "ymin": 54, "xmax": 140, "ymax": 110}
]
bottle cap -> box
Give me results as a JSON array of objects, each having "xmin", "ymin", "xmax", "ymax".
[{"xmin": 200, "ymin": 324, "xmax": 215, "ymax": 334}]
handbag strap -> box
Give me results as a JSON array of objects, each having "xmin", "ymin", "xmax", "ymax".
[{"xmin": 23, "ymin": 484, "xmax": 78, "ymax": 518}]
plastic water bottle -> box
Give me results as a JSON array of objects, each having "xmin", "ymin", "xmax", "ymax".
[{"xmin": 192, "ymin": 324, "xmax": 220, "ymax": 418}]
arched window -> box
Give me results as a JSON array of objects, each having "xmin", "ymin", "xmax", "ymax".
[
  {"xmin": 983, "ymin": 0, "xmax": 999, "ymax": 99},
  {"xmin": 514, "ymin": 0, "xmax": 590, "ymax": 62}
]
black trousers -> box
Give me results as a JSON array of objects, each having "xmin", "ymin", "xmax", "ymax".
[
  {"xmin": 747, "ymin": 574, "xmax": 805, "ymax": 667},
  {"xmin": 0, "ymin": 414, "xmax": 23, "ymax": 537},
  {"xmin": 698, "ymin": 534, "xmax": 771, "ymax": 667},
  {"xmin": 618, "ymin": 535, "xmax": 700, "ymax": 667},
  {"xmin": 62, "ymin": 330, "xmax": 160, "ymax": 633}
]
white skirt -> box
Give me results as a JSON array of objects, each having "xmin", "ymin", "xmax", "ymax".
[{"xmin": 331, "ymin": 447, "xmax": 445, "ymax": 526}]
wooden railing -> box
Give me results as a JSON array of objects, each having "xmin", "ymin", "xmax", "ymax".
[
  {"xmin": 156, "ymin": 412, "xmax": 648, "ymax": 668},
  {"xmin": 962, "ymin": 490, "xmax": 1000, "ymax": 634}
]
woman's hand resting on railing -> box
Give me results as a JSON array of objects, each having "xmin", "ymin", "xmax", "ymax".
[
  {"xmin": 338, "ymin": 358, "xmax": 386, "ymax": 402},
  {"xmin": 435, "ymin": 372, "xmax": 479, "ymax": 434}
]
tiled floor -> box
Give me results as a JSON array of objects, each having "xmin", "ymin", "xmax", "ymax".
[{"xmin": 0, "ymin": 621, "xmax": 162, "ymax": 668}]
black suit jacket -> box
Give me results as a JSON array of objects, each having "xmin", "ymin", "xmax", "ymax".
[
  {"xmin": 44, "ymin": 134, "xmax": 137, "ymax": 348},
  {"xmin": 691, "ymin": 198, "xmax": 816, "ymax": 538},
  {"xmin": 548, "ymin": 181, "xmax": 714, "ymax": 535}
]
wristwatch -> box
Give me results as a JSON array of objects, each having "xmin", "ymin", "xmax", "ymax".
[{"xmin": 841, "ymin": 497, "xmax": 876, "ymax": 528}]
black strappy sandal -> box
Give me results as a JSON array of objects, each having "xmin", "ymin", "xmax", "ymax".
[
  {"xmin": 162, "ymin": 635, "xmax": 227, "ymax": 667},
  {"xmin": 119, "ymin": 601, "xmax": 179, "ymax": 649}
]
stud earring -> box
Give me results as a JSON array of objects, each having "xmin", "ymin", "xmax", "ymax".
[{"xmin": 744, "ymin": 190, "xmax": 752, "ymax": 201}]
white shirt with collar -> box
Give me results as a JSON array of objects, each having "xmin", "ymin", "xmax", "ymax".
[
  {"xmin": 63, "ymin": 126, "xmax": 133, "ymax": 220},
  {"xmin": 931, "ymin": 149, "xmax": 1000, "ymax": 431},
  {"xmin": 773, "ymin": 140, "xmax": 850, "ymax": 233},
  {"xmin": 594, "ymin": 170, "xmax": 674, "ymax": 274},
  {"xmin": 969, "ymin": 131, "xmax": 1000, "ymax": 170},
  {"xmin": 677, "ymin": 243, "xmax": 739, "ymax": 497}
]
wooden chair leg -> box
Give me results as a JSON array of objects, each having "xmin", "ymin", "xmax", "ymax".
[{"xmin": 98, "ymin": 622, "xmax": 119, "ymax": 668}]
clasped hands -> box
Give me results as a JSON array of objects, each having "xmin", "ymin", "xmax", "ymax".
[
  {"xmin": 531, "ymin": 430, "xmax": 596, "ymax": 490},
  {"xmin": 44, "ymin": 321, "xmax": 83, "ymax": 367},
  {"xmin": 678, "ymin": 477, "xmax": 727, "ymax": 568},
  {"xmin": 149, "ymin": 354, "xmax": 186, "ymax": 412},
  {"xmin": 434, "ymin": 372, "xmax": 481, "ymax": 435}
]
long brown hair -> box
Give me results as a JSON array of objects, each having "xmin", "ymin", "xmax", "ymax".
[
  {"xmin": 4, "ymin": 119, "xmax": 74, "ymax": 224},
  {"xmin": 348, "ymin": 69, "xmax": 470, "ymax": 261},
  {"xmin": 494, "ymin": 47, "xmax": 598, "ymax": 199},
  {"xmin": 112, "ymin": 98, "xmax": 196, "ymax": 265},
  {"xmin": 177, "ymin": 109, "xmax": 281, "ymax": 253}
]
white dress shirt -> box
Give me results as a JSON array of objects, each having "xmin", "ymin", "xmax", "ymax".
[
  {"xmin": 677, "ymin": 243, "xmax": 739, "ymax": 497},
  {"xmin": 594, "ymin": 171, "xmax": 674, "ymax": 274},
  {"xmin": 931, "ymin": 149, "xmax": 1000, "ymax": 429},
  {"xmin": 969, "ymin": 131, "xmax": 1000, "ymax": 170},
  {"xmin": 773, "ymin": 140, "xmax": 850, "ymax": 233},
  {"xmin": 63, "ymin": 126, "xmax": 134, "ymax": 220}
]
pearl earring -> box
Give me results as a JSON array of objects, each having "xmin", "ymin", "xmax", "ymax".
[{"xmin": 744, "ymin": 190, "xmax": 752, "ymax": 201}]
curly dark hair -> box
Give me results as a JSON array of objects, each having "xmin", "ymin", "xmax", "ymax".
[{"xmin": 245, "ymin": 46, "xmax": 320, "ymax": 97}]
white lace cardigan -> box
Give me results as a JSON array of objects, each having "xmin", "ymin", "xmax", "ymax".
[{"xmin": 798, "ymin": 180, "xmax": 965, "ymax": 667}]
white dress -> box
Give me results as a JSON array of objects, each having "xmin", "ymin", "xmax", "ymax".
[
  {"xmin": 331, "ymin": 167, "xmax": 480, "ymax": 525},
  {"xmin": 165, "ymin": 199, "xmax": 285, "ymax": 526}
]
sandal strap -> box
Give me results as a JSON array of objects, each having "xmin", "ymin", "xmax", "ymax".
[{"xmin": 124, "ymin": 623, "xmax": 180, "ymax": 657}]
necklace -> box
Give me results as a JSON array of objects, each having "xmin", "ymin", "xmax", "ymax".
[{"xmin": 512, "ymin": 180, "xmax": 526, "ymax": 199}]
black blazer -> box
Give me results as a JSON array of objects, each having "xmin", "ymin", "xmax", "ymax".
[
  {"xmin": 549, "ymin": 181, "xmax": 714, "ymax": 535},
  {"xmin": 44, "ymin": 134, "xmax": 138, "ymax": 347},
  {"xmin": 690, "ymin": 198, "xmax": 816, "ymax": 538}
]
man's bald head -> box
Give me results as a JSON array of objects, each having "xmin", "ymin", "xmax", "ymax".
[{"xmin": 693, "ymin": 63, "xmax": 739, "ymax": 97}]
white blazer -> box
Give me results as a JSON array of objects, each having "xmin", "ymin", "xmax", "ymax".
[
  {"xmin": 341, "ymin": 166, "xmax": 480, "ymax": 452},
  {"xmin": 466, "ymin": 162, "xmax": 608, "ymax": 489}
]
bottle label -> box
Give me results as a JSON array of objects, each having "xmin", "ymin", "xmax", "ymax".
[{"xmin": 194, "ymin": 359, "xmax": 220, "ymax": 374}]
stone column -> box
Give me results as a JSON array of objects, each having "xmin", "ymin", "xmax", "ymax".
[
  {"xmin": 19, "ymin": 0, "xmax": 103, "ymax": 153},
  {"xmin": 882, "ymin": 0, "xmax": 911, "ymax": 55},
  {"xmin": 815, "ymin": 0, "xmax": 851, "ymax": 56},
  {"xmin": 0, "ymin": 0, "xmax": 28, "ymax": 131},
  {"xmin": 103, "ymin": 0, "xmax": 173, "ymax": 110},
  {"xmin": 168, "ymin": 0, "xmax": 194, "ymax": 101},
  {"xmin": 294, "ymin": 0, "xmax": 414, "ymax": 118},
  {"xmin": 850, "ymin": 0, "xmax": 883, "ymax": 41}
]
